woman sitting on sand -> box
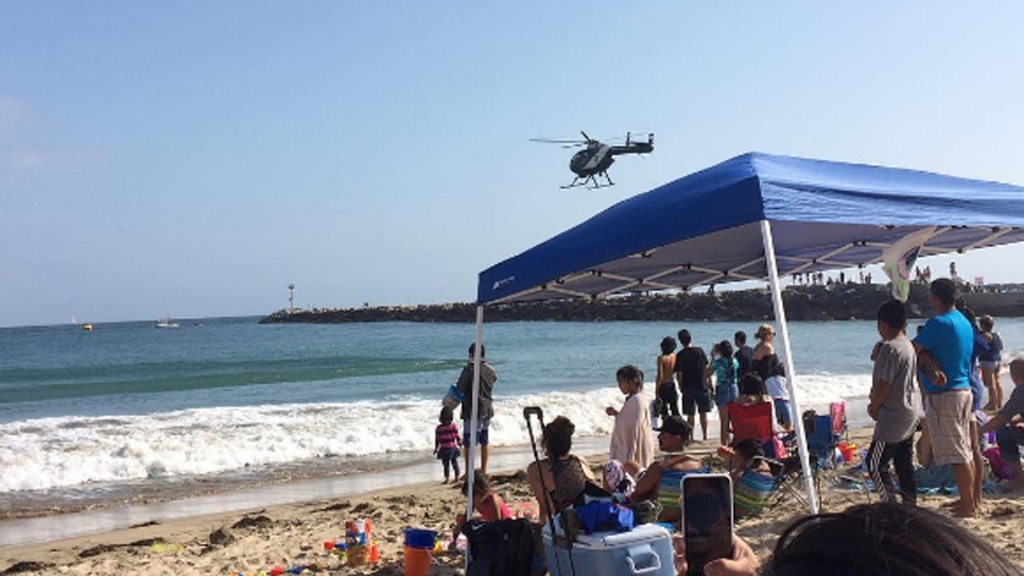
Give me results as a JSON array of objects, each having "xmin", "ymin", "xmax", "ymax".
[
  {"xmin": 526, "ymin": 416, "xmax": 597, "ymax": 523},
  {"xmin": 717, "ymin": 438, "xmax": 773, "ymax": 483},
  {"xmin": 734, "ymin": 374, "xmax": 784, "ymax": 458},
  {"xmin": 736, "ymin": 373, "xmax": 775, "ymax": 411},
  {"xmin": 454, "ymin": 471, "xmax": 512, "ymax": 538},
  {"xmin": 718, "ymin": 438, "xmax": 776, "ymax": 520}
]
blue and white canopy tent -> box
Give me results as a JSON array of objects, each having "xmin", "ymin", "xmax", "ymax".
[{"xmin": 463, "ymin": 152, "xmax": 1024, "ymax": 519}]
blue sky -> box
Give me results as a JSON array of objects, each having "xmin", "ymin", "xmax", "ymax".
[{"xmin": 2, "ymin": 3, "xmax": 1023, "ymax": 327}]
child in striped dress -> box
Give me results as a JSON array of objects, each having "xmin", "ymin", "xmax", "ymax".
[{"xmin": 435, "ymin": 407, "xmax": 462, "ymax": 483}]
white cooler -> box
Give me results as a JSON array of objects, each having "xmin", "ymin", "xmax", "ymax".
[{"xmin": 543, "ymin": 523, "xmax": 675, "ymax": 576}]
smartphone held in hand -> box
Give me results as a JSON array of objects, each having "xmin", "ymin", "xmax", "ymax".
[{"xmin": 681, "ymin": 473, "xmax": 733, "ymax": 576}]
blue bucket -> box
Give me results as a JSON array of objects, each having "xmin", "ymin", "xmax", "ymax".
[
  {"xmin": 404, "ymin": 528, "xmax": 437, "ymax": 550},
  {"xmin": 443, "ymin": 385, "xmax": 464, "ymax": 409}
]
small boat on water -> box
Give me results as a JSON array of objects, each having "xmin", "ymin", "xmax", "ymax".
[
  {"xmin": 154, "ymin": 318, "xmax": 179, "ymax": 329},
  {"xmin": 72, "ymin": 317, "xmax": 93, "ymax": 331}
]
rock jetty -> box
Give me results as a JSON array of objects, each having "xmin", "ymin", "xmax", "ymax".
[{"xmin": 260, "ymin": 284, "xmax": 1024, "ymax": 324}]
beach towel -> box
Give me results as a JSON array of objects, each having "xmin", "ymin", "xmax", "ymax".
[
  {"xmin": 609, "ymin": 393, "xmax": 654, "ymax": 467},
  {"xmin": 656, "ymin": 466, "xmax": 711, "ymax": 512},
  {"xmin": 509, "ymin": 501, "xmax": 538, "ymax": 520},
  {"xmin": 733, "ymin": 470, "xmax": 776, "ymax": 519},
  {"xmin": 914, "ymin": 464, "xmax": 955, "ymax": 492}
]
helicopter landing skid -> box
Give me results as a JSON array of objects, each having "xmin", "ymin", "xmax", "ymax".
[{"xmin": 561, "ymin": 173, "xmax": 615, "ymax": 190}]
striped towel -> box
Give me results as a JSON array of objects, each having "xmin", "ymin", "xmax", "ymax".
[
  {"xmin": 657, "ymin": 466, "xmax": 711, "ymax": 512},
  {"xmin": 733, "ymin": 470, "xmax": 776, "ymax": 519}
]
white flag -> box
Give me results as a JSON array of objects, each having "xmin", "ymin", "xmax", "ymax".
[{"xmin": 882, "ymin": 227, "xmax": 935, "ymax": 302}]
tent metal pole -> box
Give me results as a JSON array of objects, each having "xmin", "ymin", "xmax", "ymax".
[
  {"xmin": 760, "ymin": 219, "xmax": 820, "ymax": 515},
  {"xmin": 464, "ymin": 305, "xmax": 484, "ymax": 569}
]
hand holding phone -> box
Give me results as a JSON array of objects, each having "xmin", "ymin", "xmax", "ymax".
[
  {"xmin": 682, "ymin": 473, "xmax": 734, "ymax": 576},
  {"xmin": 673, "ymin": 533, "xmax": 759, "ymax": 576}
]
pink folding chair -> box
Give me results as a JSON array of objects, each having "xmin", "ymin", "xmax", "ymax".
[{"xmin": 829, "ymin": 402, "xmax": 848, "ymax": 442}]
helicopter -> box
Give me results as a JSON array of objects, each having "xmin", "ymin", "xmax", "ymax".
[{"xmin": 531, "ymin": 131, "xmax": 654, "ymax": 189}]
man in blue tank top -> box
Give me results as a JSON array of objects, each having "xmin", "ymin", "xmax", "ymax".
[{"xmin": 913, "ymin": 278, "xmax": 976, "ymax": 517}]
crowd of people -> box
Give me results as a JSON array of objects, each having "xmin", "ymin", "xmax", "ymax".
[
  {"xmin": 909, "ymin": 278, "xmax": 1019, "ymax": 517},
  {"xmin": 793, "ymin": 270, "xmax": 876, "ymax": 286},
  {"xmin": 643, "ymin": 325, "xmax": 790, "ymax": 449},
  {"xmin": 442, "ymin": 276, "xmax": 1023, "ymax": 572}
]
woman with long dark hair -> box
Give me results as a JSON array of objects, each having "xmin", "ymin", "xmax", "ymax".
[
  {"xmin": 606, "ymin": 364, "xmax": 654, "ymax": 467},
  {"xmin": 710, "ymin": 340, "xmax": 739, "ymax": 445}
]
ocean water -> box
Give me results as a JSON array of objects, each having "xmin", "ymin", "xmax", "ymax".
[{"xmin": 2, "ymin": 317, "xmax": 1022, "ymax": 506}]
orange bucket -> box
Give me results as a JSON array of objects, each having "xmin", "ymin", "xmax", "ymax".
[
  {"xmin": 838, "ymin": 442, "xmax": 857, "ymax": 462},
  {"xmin": 348, "ymin": 544, "xmax": 369, "ymax": 567},
  {"xmin": 403, "ymin": 545, "xmax": 432, "ymax": 576}
]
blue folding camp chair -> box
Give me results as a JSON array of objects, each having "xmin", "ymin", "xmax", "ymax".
[
  {"xmin": 768, "ymin": 413, "xmax": 838, "ymax": 511},
  {"xmin": 806, "ymin": 414, "xmax": 839, "ymax": 467}
]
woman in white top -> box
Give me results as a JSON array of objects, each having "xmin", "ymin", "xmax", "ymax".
[{"xmin": 606, "ymin": 364, "xmax": 654, "ymax": 467}]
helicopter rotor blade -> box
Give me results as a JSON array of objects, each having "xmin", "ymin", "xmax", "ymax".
[
  {"xmin": 530, "ymin": 138, "xmax": 588, "ymax": 145},
  {"xmin": 580, "ymin": 130, "xmax": 592, "ymax": 143}
]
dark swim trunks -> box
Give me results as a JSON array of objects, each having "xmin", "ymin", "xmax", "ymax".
[
  {"xmin": 462, "ymin": 418, "xmax": 491, "ymax": 446},
  {"xmin": 682, "ymin": 388, "xmax": 712, "ymax": 415}
]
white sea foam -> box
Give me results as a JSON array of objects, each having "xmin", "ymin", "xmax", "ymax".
[
  {"xmin": 0, "ymin": 388, "xmax": 621, "ymax": 493},
  {"xmin": 0, "ymin": 373, "xmax": 870, "ymax": 494}
]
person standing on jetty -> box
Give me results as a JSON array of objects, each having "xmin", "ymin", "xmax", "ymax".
[
  {"xmin": 455, "ymin": 343, "xmax": 497, "ymax": 477},
  {"xmin": 866, "ymin": 299, "xmax": 919, "ymax": 505},
  {"xmin": 913, "ymin": 279, "xmax": 977, "ymax": 517},
  {"xmin": 675, "ymin": 329, "xmax": 711, "ymax": 441}
]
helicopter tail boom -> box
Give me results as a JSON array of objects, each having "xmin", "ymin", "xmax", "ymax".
[{"xmin": 609, "ymin": 132, "xmax": 653, "ymax": 155}]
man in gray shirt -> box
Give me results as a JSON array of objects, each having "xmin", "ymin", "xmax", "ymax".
[
  {"xmin": 867, "ymin": 299, "xmax": 920, "ymax": 505},
  {"xmin": 455, "ymin": 343, "xmax": 497, "ymax": 477},
  {"xmin": 979, "ymin": 358, "xmax": 1024, "ymax": 492}
]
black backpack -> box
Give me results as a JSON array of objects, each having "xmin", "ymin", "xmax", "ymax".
[{"xmin": 462, "ymin": 518, "xmax": 536, "ymax": 576}]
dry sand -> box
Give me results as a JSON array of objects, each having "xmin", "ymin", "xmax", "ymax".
[{"xmin": 3, "ymin": 429, "xmax": 1024, "ymax": 575}]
